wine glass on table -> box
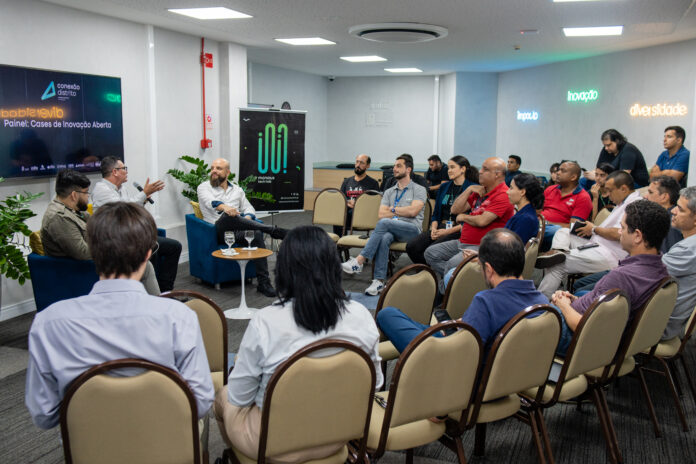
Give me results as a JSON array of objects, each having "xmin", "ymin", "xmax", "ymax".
[
  {"xmin": 224, "ymin": 231, "xmax": 236, "ymax": 255},
  {"xmin": 244, "ymin": 230, "xmax": 256, "ymax": 250}
]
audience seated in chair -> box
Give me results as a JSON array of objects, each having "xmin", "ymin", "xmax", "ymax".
[
  {"xmin": 551, "ymin": 200, "xmax": 671, "ymax": 356},
  {"xmin": 334, "ymin": 153, "xmax": 380, "ymax": 237},
  {"xmin": 39, "ymin": 169, "xmax": 160, "ymax": 295},
  {"xmin": 26, "ymin": 202, "xmax": 214, "ymax": 429},
  {"xmin": 197, "ymin": 158, "xmax": 288, "ymax": 297},
  {"xmin": 214, "ymin": 226, "xmax": 382, "ymax": 462},
  {"xmin": 378, "ymin": 229, "xmax": 549, "ymax": 355}
]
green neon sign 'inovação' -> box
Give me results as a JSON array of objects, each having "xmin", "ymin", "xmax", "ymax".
[{"xmin": 567, "ymin": 89, "xmax": 598, "ymax": 103}]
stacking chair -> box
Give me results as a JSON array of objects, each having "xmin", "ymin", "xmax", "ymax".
[
  {"xmin": 160, "ymin": 290, "xmax": 228, "ymax": 393},
  {"xmin": 221, "ymin": 339, "xmax": 376, "ymax": 464},
  {"xmin": 594, "ymin": 206, "xmax": 612, "ymax": 225},
  {"xmin": 584, "ymin": 278, "xmax": 677, "ymax": 462},
  {"xmin": 373, "ymin": 264, "xmax": 438, "ymax": 363},
  {"xmin": 638, "ymin": 305, "xmax": 696, "ymax": 432},
  {"xmin": 521, "ymin": 214, "xmax": 545, "ymax": 280},
  {"xmin": 433, "ymin": 253, "xmax": 486, "ymax": 324},
  {"xmin": 60, "ymin": 358, "xmax": 201, "ymax": 464},
  {"xmin": 336, "ymin": 190, "xmax": 382, "ymax": 259},
  {"xmin": 367, "ymin": 321, "xmax": 482, "ymax": 464},
  {"xmin": 452, "ymin": 306, "xmax": 561, "ymax": 462},
  {"xmin": 518, "ymin": 289, "xmax": 630, "ymax": 464},
  {"xmin": 387, "ymin": 199, "xmax": 433, "ymax": 275},
  {"xmin": 312, "ymin": 188, "xmax": 348, "ymax": 242}
]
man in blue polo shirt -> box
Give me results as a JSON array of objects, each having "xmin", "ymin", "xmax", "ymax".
[
  {"xmin": 377, "ymin": 229, "xmax": 548, "ymax": 354},
  {"xmin": 651, "ymin": 126, "xmax": 689, "ymax": 188}
]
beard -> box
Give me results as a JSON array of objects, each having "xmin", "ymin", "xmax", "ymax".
[
  {"xmin": 393, "ymin": 171, "xmax": 406, "ymax": 180},
  {"xmin": 76, "ymin": 198, "xmax": 88, "ymax": 212},
  {"xmin": 354, "ymin": 166, "xmax": 366, "ymax": 176},
  {"xmin": 210, "ymin": 173, "xmax": 223, "ymax": 187}
]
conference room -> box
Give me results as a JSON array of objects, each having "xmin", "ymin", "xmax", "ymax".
[{"xmin": 1, "ymin": 0, "xmax": 696, "ymax": 463}]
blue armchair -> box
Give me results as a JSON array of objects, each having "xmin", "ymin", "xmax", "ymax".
[
  {"xmin": 185, "ymin": 214, "xmax": 256, "ymax": 288},
  {"xmin": 28, "ymin": 253, "xmax": 99, "ymax": 312}
]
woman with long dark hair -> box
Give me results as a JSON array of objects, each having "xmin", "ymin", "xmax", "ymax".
[
  {"xmin": 214, "ymin": 226, "xmax": 382, "ymax": 462},
  {"xmin": 505, "ymin": 173, "xmax": 544, "ymax": 244},
  {"xmin": 406, "ymin": 155, "xmax": 479, "ymax": 264}
]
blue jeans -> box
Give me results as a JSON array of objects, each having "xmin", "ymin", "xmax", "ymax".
[
  {"xmin": 360, "ymin": 218, "xmax": 420, "ymax": 280},
  {"xmin": 376, "ymin": 306, "xmax": 442, "ymax": 353},
  {"xmin": 550, "ymin": 305, "xmax": 574, "ymax": 357},
  {"xmin": 541, "ymin": 224, "xmax": 561, "ymax": 252}
]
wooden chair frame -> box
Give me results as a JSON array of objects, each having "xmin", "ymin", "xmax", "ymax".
[
  {"xmin": 440, "ymin": 253, "xmax": 481, "ymax": 319},
  {"xmin": 312, "ymin": 188, "xmax": 348, "ymax": 237},
  {"xmin": 223, "ymin": 339, "xmax": 376, "ymax": 464},
  {"xmin": 60, "ymin": 358, "xmax": 201, "ymax": 464}
]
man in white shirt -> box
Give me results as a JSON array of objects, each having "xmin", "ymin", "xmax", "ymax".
[
  {"xmin": 91, "ymin": 156, "xmax": 182, "ymax": 291},
  {"xmin": 25, "ymin": 202, "xmax": 214, "ymax": 429},
  {"xmin": 197, "ymin": 158, "xmax": 288, "ymax": 297},
  {"xmin": 537, "ymin": 171, "xmax": 643, "ymax": 298}
]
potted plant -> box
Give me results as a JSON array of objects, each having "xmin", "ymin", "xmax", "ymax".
[
  {"xmin": 167, "ymin": 155, "xmax": 275, "ymax": 204},
  {"xmin": 0, "ymin": 178, "xmax": 43, "ymax": 301}
]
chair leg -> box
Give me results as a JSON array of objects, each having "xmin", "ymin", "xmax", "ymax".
[
  {"xmin": 668, "ymin": 360, "xmax": 684, "ymax": 397},
  {"xmin": 536, "ymin": 409, "xmax": 555, "ymax": 464},
  {"xmin": 599, "ymin": 387, "xmax": 623, "ymax": 464},
  {"xmin": 590, "ymin": 387, "xmax": 620, "ymax": 464},
  {"xmin": 473, "ymin": 423, "xmax": 487, "ymax": 457},
  {"xmin": 678, "ymin": 356, "xmax": 696, "ymax": 404},
  {"xmin": 527, "ymin": 407, "xmax": 547, "ymax": 464},
  {"xmin": 405, "ymin": 448, "xmax": 413, "ymax": 464},
  {"xmin": 660, "ymin": 358, "xmax": 690, "ymax": 432},
  {"xmin": 453, "ymin": 436, "xmax": 468, "ymax": 464},
  {"xmin": 636, "ymin": 366, "xmax": 662, "ymax": 437}
]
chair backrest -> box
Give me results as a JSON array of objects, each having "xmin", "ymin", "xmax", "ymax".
[
  {"xmin": 349, "ymin": 190, "xmax": 382, "ymax": 232},
  {"xmin": 536, "ymin": 212, "xmax": 545, "ymax": 242},
  {"xmin": 312, "ymin": 188, "xmax": 347, "ymax": 229},
  {"xmin": 30, "ymin": 230, "xmax": 45, "ymax": 255},
  {"xmin": 421, "ymin": 198, "xmax": 432, "ymax": 232},
  {"xmin": 555, "ymin": 290, "xmax": 629, "ymax": 393},
  {"xmin": 522, "ymin": 237, "xmax": 540, "ymax": 280},
  {"xmin": 373, "ymin": 322, "xmax": 482, "ymax": 454},
  {"xmin": 625, "ymin": 278, "xmax": 678, "ymax": 358},
  {"xmin": 594, "ymin": 207, "xmax": 611, "ymax": 226},
  {"xmin": 259, "ymin": 340, "xmax": 375, "ymax": 463},
  {"xmin": 442, "ymin": 255, "xmax": 487, "ymax": 320},
  {"xmin": 376, "ymin": 264, "xmax": 438, "ymax": 326},
  {"xmin": 160, "ymin": 291, "xmax": 227, "ymax": 378},
  {"xmin": 190, "ymin": 201, "xmax": 203, "ymax": 220},
  {"xmin": 470, "ymin": 306, "xmax": 561, "ymax": 414},
  {"xmin": 60, "ymin": 359, "xmax": 200, "ymax": 464}
]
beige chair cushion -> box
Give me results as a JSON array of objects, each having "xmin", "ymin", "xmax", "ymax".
[
  {"xmin": 379, "ymin": 270, "xmax": 437, "ymax": 327},
  {"xmin": 336, "ymin": 235, "xmax": 368, "ymax": 248},
  {"xmin": 326, "ymin": 232, "xmax": 340, "ymax": 243},
  {"xmin": 523, "ymin": 374, "xmax": 588, "ymax": 403},
  {"xmin": 313, "ymin": 189, "xmax": 346, "ymax": 228},
  {"xmin": 443, "ymin": 262, "xmax": 486, "ymax": 320},
  {"xmin": 471, "ymin": 395, "xmax": 520, "ymax": 424},
  {"xmin": 232, "ymin": 444, "xmax": 349, "ymax": 464},
  {"xmin": 185, "ymin": 299, "xmax": 225, "ymax": 373},
  {"xmin": 30, "ymin": 231, "xmax": 45, "ymax": 255},
  {"xmin": 389, "ymin": 242, "xmax": 407, "ymax": 252},
  {"xmin": 211, "ymin": 371, "xmax": 224, "ymax": 394},
  {"xmin": 366, "ymin": 393, "xmax": 445, "ymax": 451},
  {"xmin": 379, "ymin": 341, "xmax": 399, "ymax": 361},
  {"xmin": 649, "ymin": 337, "xmax": 681, "ymax": 358},
  {"xmin": 586, "ymin": 355, "xmax": 636, "ymax": 380}
]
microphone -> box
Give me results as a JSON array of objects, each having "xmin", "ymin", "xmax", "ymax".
[{"xmin": 133, "ymin": 182, "xmax": 154, "ymax": 204}]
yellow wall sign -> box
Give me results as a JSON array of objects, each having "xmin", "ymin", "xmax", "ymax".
[{"xmin": 630, "ymin": 102, "xmax": 688, "ymax": 118}]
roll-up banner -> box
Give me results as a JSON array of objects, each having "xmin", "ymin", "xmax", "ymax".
[{"xmin": 239, "ymin": 109, "xmax": 305, "ymax": 212}]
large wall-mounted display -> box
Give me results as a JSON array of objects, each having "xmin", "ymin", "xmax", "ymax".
[{"xmin": 0, "ymin": 64, "xmax": 123, "ymax": 178}]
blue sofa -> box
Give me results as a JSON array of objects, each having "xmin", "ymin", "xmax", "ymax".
[{"xmin": 185, "ymin": 214, "xmax": 256, "ymax": 287}]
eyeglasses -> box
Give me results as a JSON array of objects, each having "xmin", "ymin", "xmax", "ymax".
[
  {"xmin": 75, "ymin": 189, "xmax": 90, "ymax": 195},
  {"xmin": 114, "ymin": 166, "xmax": 128, "ymax": 171}
]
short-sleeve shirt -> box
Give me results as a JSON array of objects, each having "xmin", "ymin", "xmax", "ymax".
[
  {"xmin": 381, "ymin": 180, "xmax": 428, "ymax": 229},
  {"xmin": 340, "ymin": 175, "xmax": 380, "ymax": 200},
  {"xmin": 459, "ymin": 182, "xmax": 515, "ymax": 245},
  {"xmin": 656, "ymin": 146, "xmax": 690, "ymax": 188},
  {"xmin": 542, "ymin": 185, "xmax": 592, "ymax": 224},
  {"xmin": 425, "ymin": 167, "xmax": 449, "ymax": 187},
  {"xmin": 596, "ymin": 142, "xmax": 649, "ymax": 187},
  {"xmin": 505, "ymin": 203, "xmax": 539, "ymax": 244}
]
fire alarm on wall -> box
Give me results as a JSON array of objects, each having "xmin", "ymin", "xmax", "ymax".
[
  {"xmin": 201, "ymin": 139, "xmax": 212, "ymax": 149},
  {"xmin": 201, "ymin": 53, "xmax": 213, "ymax": 68}
]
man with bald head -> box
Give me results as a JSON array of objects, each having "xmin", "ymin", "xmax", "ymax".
[
  {"xmin": 335, "ymin": 154, "xmax": 380, "ymax": 236},
  {"xmin": 197, "ymin": 158, "xmax": 288, "ymax": 297},
  {"xmin": 424, "ymin": 157, "xmax": 514, "ymax": 289}
]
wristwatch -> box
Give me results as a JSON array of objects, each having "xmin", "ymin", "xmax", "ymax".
[
  {"xmin": 591, "ymin": 226, "xmax": 597, "ymax": 235},
  {"xmin": 391, "ymin": 207, "xmax": 396, "ymax": 213}
]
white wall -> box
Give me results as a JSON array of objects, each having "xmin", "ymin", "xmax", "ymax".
[
  {"xmin": 248, "ymin": 63, "xmax": 327, "ymax": 188},
  {"xmin": 326, "ymin": 76, "xmax": 437, "ymax": 166},
  {"xmin": 437, "ymin": 73, "xmax": 457, "ymax": 156},
  {"xmin": 496, "ymin": 39, "xmax": 696, "ymax": 177},
  {"xmin": 0, "ymin": 0, "xmax": 247, "ymax": 316},
  {"xmin": 454, "ymin": 72, "xmax": 499, "ymax": 165}
]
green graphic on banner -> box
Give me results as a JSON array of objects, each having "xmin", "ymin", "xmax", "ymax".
[{"xmin": 258, "ymin": 123, "xmax": 288, "ymax": 174}]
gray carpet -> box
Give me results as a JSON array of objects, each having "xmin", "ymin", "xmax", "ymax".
[{"xmin": 2, "ymin": 211, "xmax": 696, "ymax": 463}]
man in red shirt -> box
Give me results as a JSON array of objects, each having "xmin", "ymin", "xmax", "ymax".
[
  {"xmin": 541, "ymin": 161, "xmax": 593, "ymax": 250},
  {"xmin": 425, "ymin": 157, "xmax": 514, "ymax": 288}
]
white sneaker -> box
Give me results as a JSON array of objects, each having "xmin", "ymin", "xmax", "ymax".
[
  {"xmin": 341, "ymin": 257, "xmax": 363, "ymax": 275},
  {"xmin": 365, "ymin": 279, "xmax": 385, "ymax": 296}
]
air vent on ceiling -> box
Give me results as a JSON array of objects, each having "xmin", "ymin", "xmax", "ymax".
[{"xmin": 349, "ymin": 23, "xmax": 448, "ymax": 43}]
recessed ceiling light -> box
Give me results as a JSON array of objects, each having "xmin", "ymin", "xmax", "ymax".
[
  {"xmin": 385, "ymin": 68, "xmax": 423, "ymax": 73},
  {"xmin": 168, "ymin": 7, "xmax": 252, "ymax": 20},
  {"xmin": 275, "ymin": 37, "xmax": 336, "ymax": 46},
  {"xmin": 554, "ymin": 0, "xmax": 603, "ymax": 2},
  {"xmin": 563, "ymin": 26, "xmax": 623, "ymax": 36},
  {"xmin": 340, "ymin": 56, "xmax": 387, "ymax": 62}
]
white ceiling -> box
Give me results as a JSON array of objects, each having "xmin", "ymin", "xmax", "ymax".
[{"xmin": 44, "ymin": 0, "xmax": 696, "ymax": 76}]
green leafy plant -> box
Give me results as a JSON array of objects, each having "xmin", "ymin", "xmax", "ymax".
[
  {"xmin": 0, "ymin": 178, "xmax": 43, "ymax": 285},
  {"xmin": 167, "ymin": 155, "xmax": 275, "ymax": 204}
]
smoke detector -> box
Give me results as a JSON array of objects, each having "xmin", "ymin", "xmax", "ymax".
[{"xmin": 349, "ymin": 23, "xmax": 448, "ymax": 43}]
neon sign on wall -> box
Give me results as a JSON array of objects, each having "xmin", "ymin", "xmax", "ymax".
[
  {"xmin": 516, "ymin": 110, "xmax": 539, "ymax": 121},
  {"xmin": 630, "ymin": 102, "xmax": 688, "ymax": 118},
  {"xmin": 567, "ymin": 89, "xmax": 598, "ymax": 103}
]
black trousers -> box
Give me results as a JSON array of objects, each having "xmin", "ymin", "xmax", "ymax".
[
  {"xmin": 333, "ymin": 208, "xmax": 354, "ymax": 237},
  {"xmin": 405, "ymin": 226, "xmax": 460, "ymax": 265},
  {"xmin": 151, "ymin": 236, "xmax": 182, "ymax": 292},
  {"xmin": 215, "ymin": 214, "xmax": 273, "ymax": 283}
]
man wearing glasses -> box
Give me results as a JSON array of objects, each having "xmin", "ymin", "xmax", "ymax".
[
  {"xmin": 40, "ymin": 169, "xmax": 160, "ymax": 295},
  {"xmin": 91, "ymin": 156, "xmax": 181, "ymax": 291}
]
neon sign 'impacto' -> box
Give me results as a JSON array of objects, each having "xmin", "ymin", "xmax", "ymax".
[
  {"xmin": 567, "ymin": 89, "xmax": 598, "ymax": 103},
  {"xmin": 516, "ymin": 110, "xmax": 539, "ymax": 122},
  {"xmin": 630, "ymin": 102, "xmax": 688, "ymax": 118}
]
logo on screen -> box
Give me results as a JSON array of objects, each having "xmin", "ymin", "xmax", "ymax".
[
  {"xmin": 257, "ymin": 123, "xmax": 288, "ymax": 174},
  {"xmin": 41, "ymin": 81, "xmax": 56, "ymax": 100}
]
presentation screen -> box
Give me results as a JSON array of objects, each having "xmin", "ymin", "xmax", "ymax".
[{"xmin": 0, "ymin": 64, "xmax": 123, "ymax": 179}]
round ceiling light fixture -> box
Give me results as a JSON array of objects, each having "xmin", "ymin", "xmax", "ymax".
[{"xmin": 349, "ymin": 23, "xmax": 448, "ymax": 43}]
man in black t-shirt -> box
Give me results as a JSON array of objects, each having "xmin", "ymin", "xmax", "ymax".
[
  {"xmin": 335, "ymin": 154, "xmax": 380, "ymax": 236},
  {"xmin": 425, "ymin": 155, "xmax": 450, "ymax": 199},
  {"xmin": 596, "ymin": 129, "xmax": 649, "ymax": 187}
]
